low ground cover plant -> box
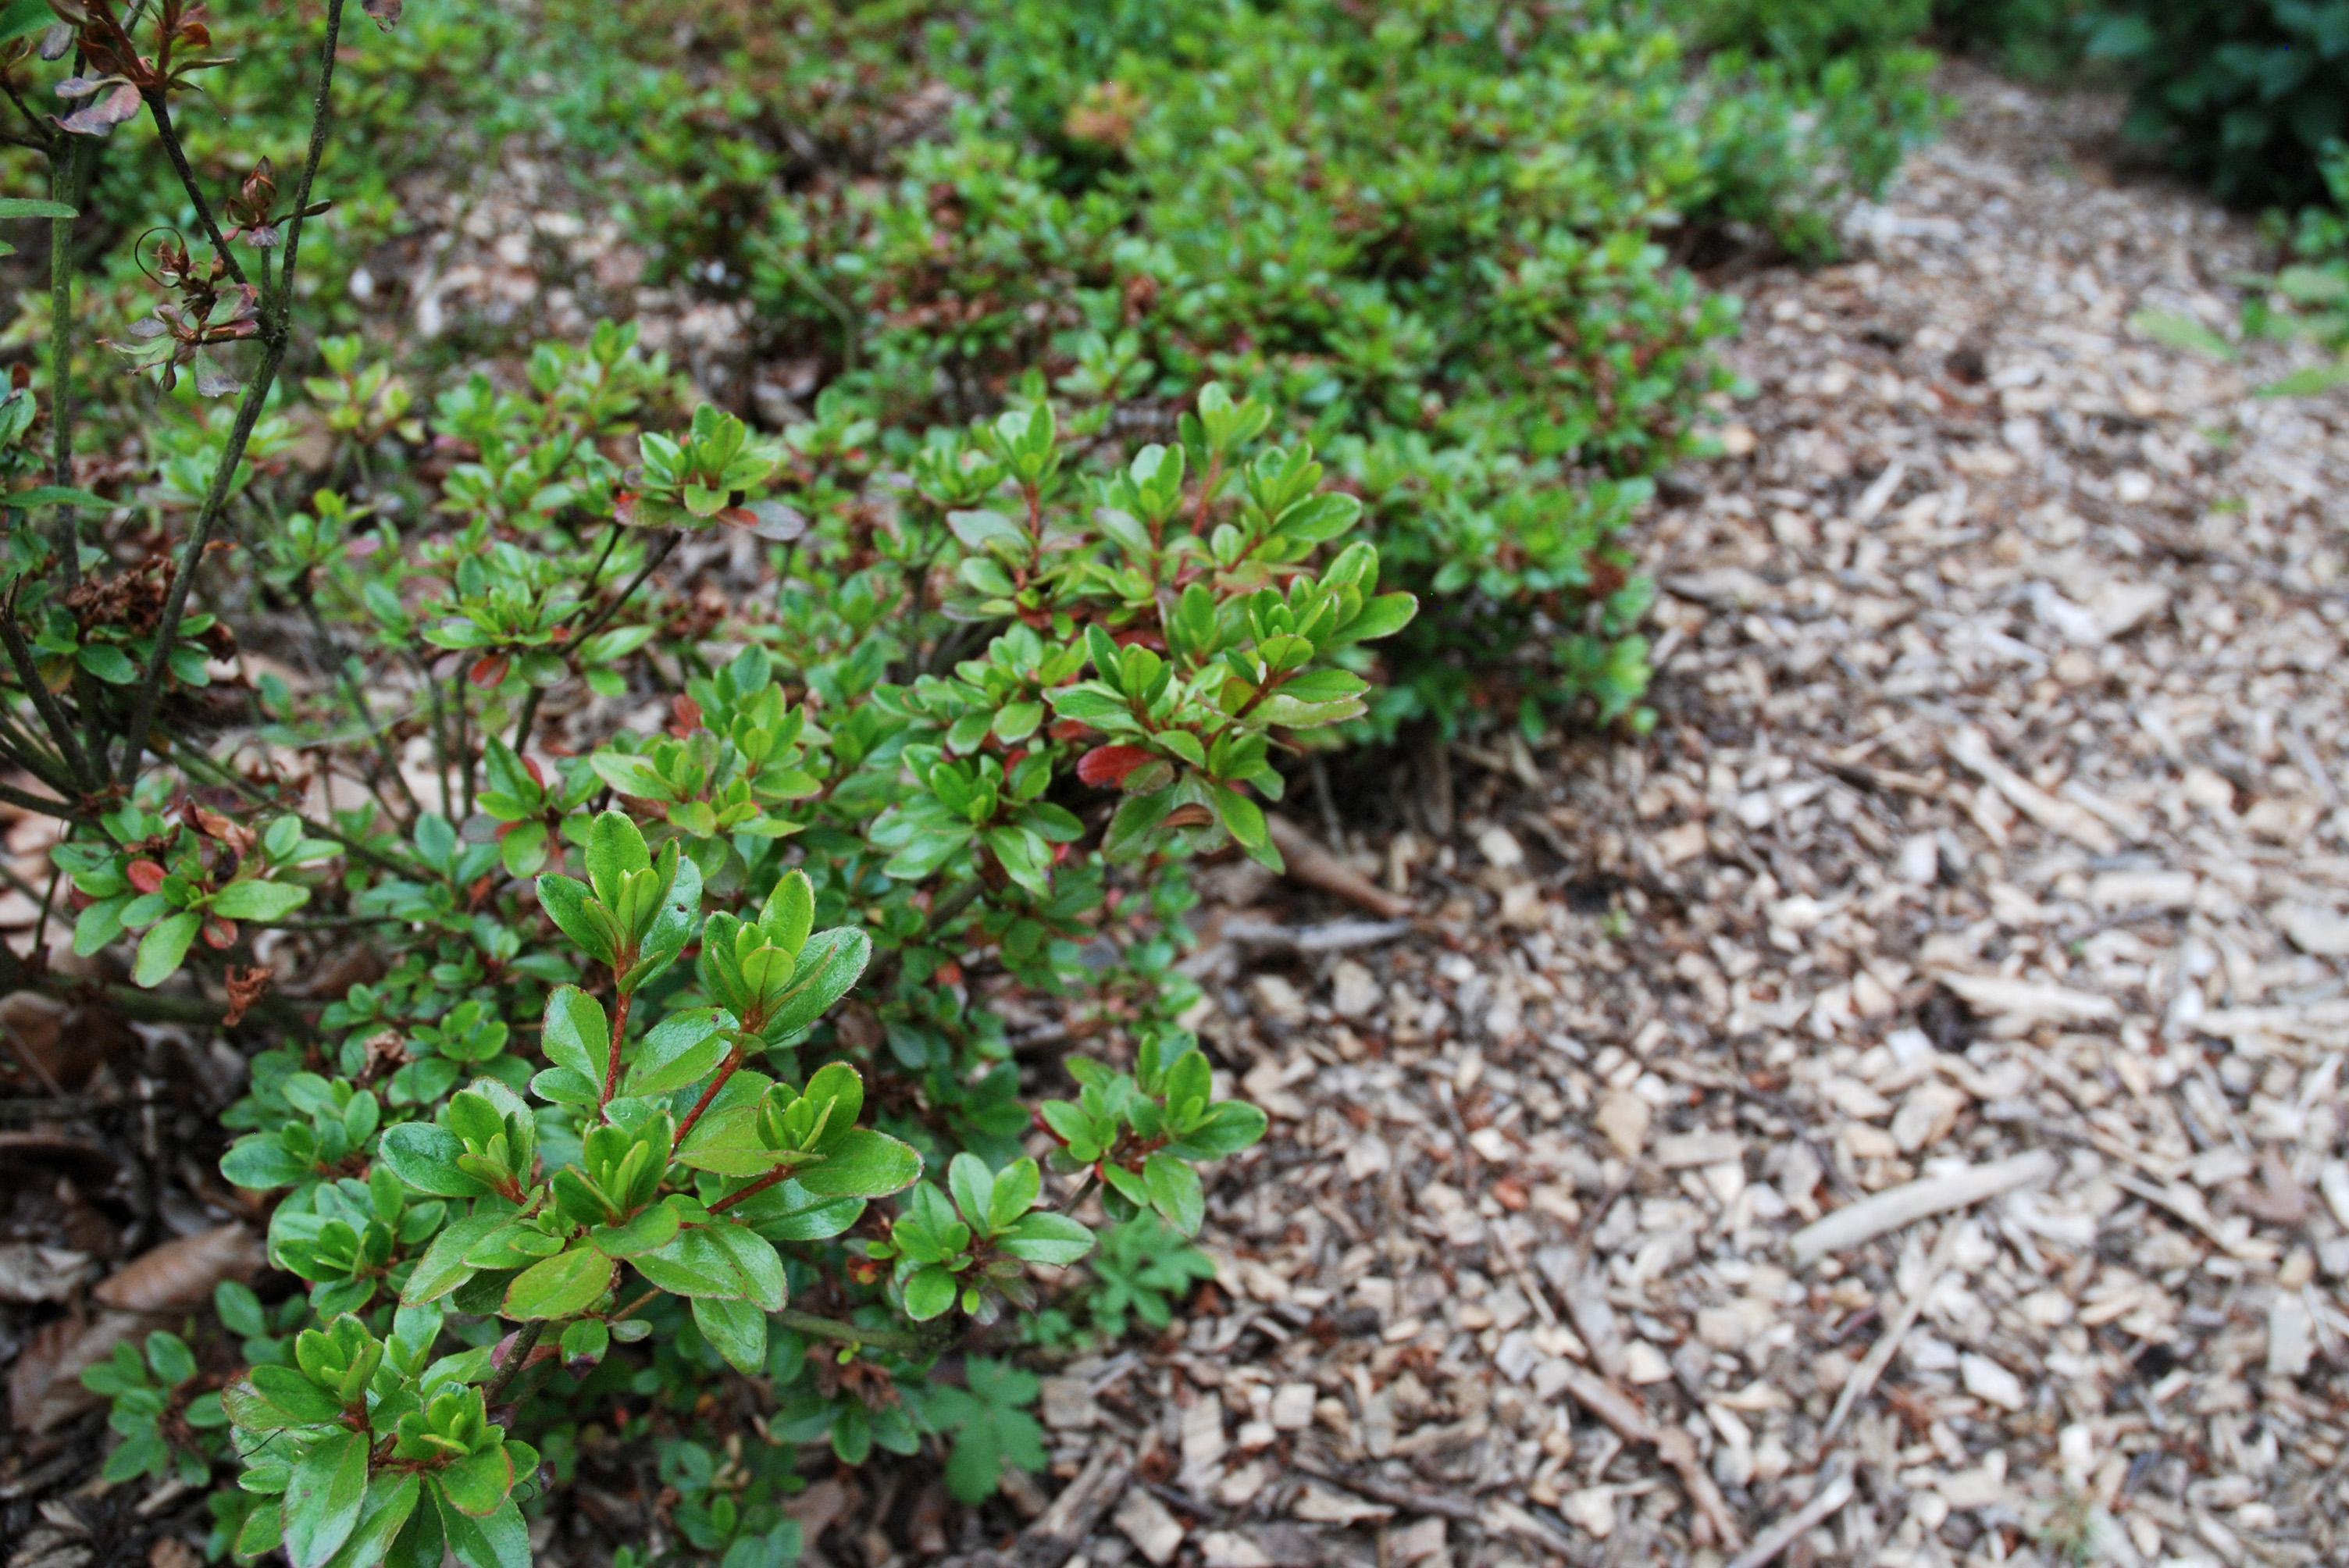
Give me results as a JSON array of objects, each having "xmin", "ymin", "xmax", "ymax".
[
  {"xmin": 558, "ymin": 0, "xmax": 1939, "ymax": 738},
  {"xmin": 0, "ymin": 0, "xmax": 1942, "ymax": 1562}
]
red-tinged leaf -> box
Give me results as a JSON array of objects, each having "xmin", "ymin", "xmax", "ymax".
[
  {"xmin": 668, "ymin": 696, "xmax": 703, "ymax": 737},
  {"xmin": 522, "ymin": 754, "xmax": 547, "ymax": 789},
  {"xmin": 715, "ymin": 506, "xmax": 760, "ymax": 529},
  {"xmin": 1077, "ymin": 745, "xmax": 1155, "ymax": 788},
  {"xmin": 59, "ymin": 83, "xmax": 139, "ymax": 137},
  {"xmin": 1162, "ymin": 803, "xmax": 1214, "ymax": 830},
  {"xmin": 202, "ymin": 916, "xmax": 237, "ymax": 950},
  {"xmin": 127, "ymin": 860, "xmax": 166, "ymax": 894},
  {"xmin": 362, "ymin": 0, "xmax": 405, "ymax": 27},
  {"xmin": 1046, "ymin": 720, "xmax": 1092, "ymax": 742},
  {"xmin": 468, "ymin": 654, "xmax": 510, "ymax": 689}
]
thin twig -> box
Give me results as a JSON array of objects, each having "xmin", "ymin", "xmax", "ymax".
[
  {"xmin": 0, "ymin": 607, "xmax": 97, "ymax": 791},
  {"xmin": 141, "ymin": 87, "xmax": 248, "ymax": 287},
  {"xmin": 1553, "ymin": 1361, "xmax": 1745, "ymax": 1548},
  {"xmin": 166, "ymin": 740, "xmax": 428, "ymax": 881},
  {"xmin": 1723, "ymin": 1461, "xmax": 1856, "ymax": 1568},
  {"xmin": 114, "ymin": 0, "xmax": 348, "ymax": 786},
  {"xmin": 774, "ymin": 1307, "xmax": 943, "ymax": 1356},
  {"xmin": 297, "ymin": 583, "xmax": 419, "ymax": 818},
  {"xmin": 480, "ymin": 1319, "xmax": 545, "ymax": 1409},
  {"xmin": 511, "ymin": 528, "xmax": 678, "ymax": 754},
  {"xmin": 1818, "ymin": 1219, "xmax": 1964, "ymax": 1447}
]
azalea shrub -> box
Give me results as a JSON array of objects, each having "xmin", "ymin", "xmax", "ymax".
[
  {"xmin": 0, "ymin": 0, "xmax": 1948, "ymax": 1563},
  {"xmin": 91, "ymin": 352, "xmax": 1397, "ymax": 1563},
  {"xmin": 5, "ymin": 4, "xmax": 1411, "ymax": 1560},
  {"xmin": 542, "ymin": 0, "xmax": 1941, "ymax": 738}
]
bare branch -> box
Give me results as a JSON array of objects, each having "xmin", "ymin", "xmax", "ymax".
[
  {"xmin": 140, "ymin": 87, "xmax": 249, "ymax": 287},
  {"xmin": 113, "ymin": 0, "xmax": 348, "ymax": 786}
]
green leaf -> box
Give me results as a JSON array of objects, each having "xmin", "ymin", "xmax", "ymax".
[
  {"xmin": 691, "ymin": 1295, "xmax": 768, "ymax": 1374},
  {"xmin": 502, "ymin": 1247, "xmax": 613, "ymax": 1320},
  {"xmin": 629, "ymin": 1227, "xmax": 749, "ymax": 1299},
  {"xmin": 584, "ymin": 811, "xmax": 651, "ymax": 902},
  {"xmin": 221, "ymin": 1135, "xmax": 315, "ymax": 1190},
  {"xmin": 798, "ymin": 1128, "xmax": 921, "ymax": 1199},
  {"xmin": 79, "ymin": 643, "xmax": 139, "ymax": 684},
  {"xmin": 2259, "ymin": 360, "xmax": 2349, "ymax": 397},
  {"xmin": 5, "ymin": 484, "xmax": 113, "ymax": 511},
  {"xmin": 590, "ymin": 1198, "xmax": 682, "ymax": 1259},
  {"xmin": 133, "ymin": 912, "xmax": 201, "ymax": 988},
  {"xmin": 211, "ymin": 879, "xmax": 311, "ymax": 921},
  {"xmin": 623, "ymin": 1007, "xmax": 729, "ymax": 1096},
  {"xmin": 437, "ymin": 1491, "xmax": 529, "ymax": 1568},
  {"xmin": 763, "ymin": 927, "xmax": 871, "ymax": 1037},
  {"xmin": 674, "ymin": 1104, "xmax": 782, "ymax": 1177},
  {"xmin": 902, "ymin": 1265, "xmax": 957, "ymax": 1321},
  {"xmin": 704, "ymin": 1221, "xmax": 786, "ymax": 1313},
  {"xmin": 2131, "ymin": 308, "xmax": 2237, "ymax": 361},
  {"xmin": 947, "ymin": 1153, "xmax": 995, "ymax": 1230},
  {"xmin": 589, "ymin": 751, "xmax": 672, "ymax": 801},
  {"xmin": 401, "ymin": 1212, "xmax": 509, "ymax": 1305},
  {"xmin": 434, "ymin": 1445, "xmax": 514, "ymax": 1517},
  {"xmin": 561, "ymin": 1317, "xmax": 610, "ymax": 1366},
  {"xmin": 1172, "ymin": 1101, "xmax": 1268, "ymax": 1158},
  {"xmin": 996, "ymin": 1212, "xmax": 1095, "ymax": 1266},
  {"xmin": 527, "ymin": 1066, "xmax": 599, "ymax": 1107},
  {"xmin": 233, "ymin": 1366, "xmax": 348, "ymax": 1427},
  {"xmin": 146, "ymin": 1330, "xmax": 198, "ymax": 1386},
  {"xmin": 536, "ymin": 874, "xmax": 615, "ymax": 966},
  {"xmin": 987, "ymin": 1158, "xmax": 1042, "ymax": 1231},
  {"xmin": 800, "ymin": 1060, "xmax": 864, "ymax": 1151},
  {"xmin": 540, "ymin": 985, "xmax": 611, "ymax": 1089},
  {"xmin": 1208, "ymin": 786, "xmax": 1278, "ymax": 871},
  {"xmin": 283, "ymin": 1430, "xmax": 370, "ymax": 1568},
  {"xmin": 383, "ymin": 1478, "xmax": 446, "ymax": 1568},
  {"xmin": 376, "ymin": 1124, "xmax": 493, "ymax": 1199},
  {"xmin": 1142, "ymin": 1154, "xmax": 1205, "ymax": 1236},
  {"xmin": 322, "ymin": 1470, "xmax": 421, "ymax": 1568},
  {"xmin": 0, "ymin": 2, "xmax": 59, "ymax": 50}
]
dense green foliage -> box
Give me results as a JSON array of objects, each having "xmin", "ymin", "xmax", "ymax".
[
  {"xmin": 2084, "ymin": 0, "xmax": 2349, "ymax": 208},
  {"xmin": 548, "ymin": 0, "xmax": 1940, "ymax": 735},
  {"xmin": 0, "ymin": 2, "xmax": 1937, "ymax": 1563}
]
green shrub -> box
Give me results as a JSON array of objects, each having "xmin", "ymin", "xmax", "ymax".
[
  {"xmin": 10, "ymin": 2, "xmax": 1411, "ymax": 1559},
  {"xmin": 1930, "ymin": 0, "xmax": 2091, "ymax": 77},
  {"xmin": 2088, "ymin": 0, "xmax": 2349, "ymax": 208},
  {"xmin": 567, "ymin": 0, "xmax": 1937, "ymax": 737},
  {"xmin": 1, "ymin": 0, "xmax": 1942, "ymax": 1561}
]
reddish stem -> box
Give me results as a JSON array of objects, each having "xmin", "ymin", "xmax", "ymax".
[
  {"xmin": 1189, "ymin": 454, "xmax": 1221, "ymax": 541},
  {"xmin": 598, "ymin": 986, "xmax": 633, "ymax": 1114},
  {"xmin": 708, "ymin": 1165, "xmax": 793, "ymax": 1215},
  {"xmin": 672, "ymin": 1048, "xmax": 743, "ymax": 1151}
]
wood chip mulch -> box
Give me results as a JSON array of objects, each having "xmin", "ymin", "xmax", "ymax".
[{"xmin": 966, "ymin": 67, "xmax": 2349, "ymax": 1568}]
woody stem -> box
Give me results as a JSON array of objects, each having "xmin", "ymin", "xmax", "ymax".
[
  {"xmin": 707, "ymin": 1166, "xmax": 793, "ymax": 1215},
  {"xmin": 598, "ymin": 986, "xmax": 632, "ymax": 1113},
  {"xmin": 672, "ymin": 1048, "xmax": 744, "ymax": 1151}
]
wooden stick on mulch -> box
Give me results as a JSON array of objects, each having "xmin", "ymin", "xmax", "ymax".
[
  {"xmin": 1266, "ymin": 814, "xmax": 1413, "ymax": 919},
  {"xmin": 1819, "ymin": 1219, "xmax": 1966, "ymax": 1446},
  {"xmin": 1724, "ymin": 1460, "xmax": 1857, "ymax": 1568},
  {"xmin": 1788, "ymin": 1149, "xmax": 2056, "ymax": 1268},
  {"xmin": 1553, "ymin": 1363, "xmax": 1745, "ymax": 1548}
]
